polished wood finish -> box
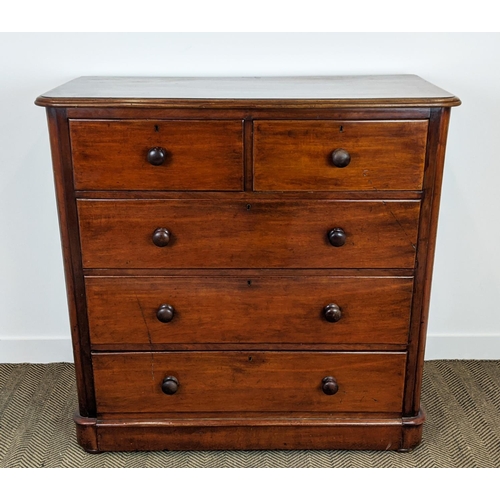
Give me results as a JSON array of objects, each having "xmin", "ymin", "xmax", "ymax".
[
  {"xmin": 254, "ymin": 120, "xmax": 428, "ymax": 191},
  {"xmin": 37, "ymin": 75, "xmax": 459, "ymax": 452},
  {"xmin": 36, "ymin": 75, "xmax": 461, "ymax": 109},
  {"xmin": 151, "ymin": 228, "xmax": 171, "ymax": 247},
  {"xmin": 92, "ymin": 352, "xmax": 406, "ymax": 414},
  {"xmin": 66, "ymin": 107, "xmax": 432, "ymax": 121},
  {"xmin": 404, "ymin": 108, "xmax": 452, "ymax": 416},
  {"xmin": 77, "ymin": 200, "xmax": 420, "ymax": 269},
  {"xmin": 146, "ymin": 146, "xmax": 167, "ymax": 166},
  {"xmin": 45, "ymin": 109, "xmax": 95, "ymax": 417},
  {"xmin": 323, "ymin": 303, "xmax": 342, "ymax": 323},
  {"xmin": 74, "ymin": 413, "xmax": 98, "ymax": 453},
  {"xmin": 85, "ymin": 276, "xmax": 414, "ymax": 346},
  {"xmin": 156, "ymin": 304, "xmax": 174, "ymax": 323},
  {"xmin": 321, "ymin": 376, "xmax": 339, "ymax": 395},
  {"xmin": 83, "ymin": 268, "xmax": 414, "ymax": 277},
  {"xmin": 331, "ymin": 148, "xmax": 351, "ymax": 168},
  {"xmin": 161, "ymin": 376, "xmax": 179, "ymax": 395},
  {"xmin": 70, "ymin": 120, "xmax": 244, "ymax": 191},
  {"xmin": 76, "ymin": 413, "xmax": 419, "ymax": 451},
  {"xmin": 74, "ymin": 190, "xmax": 424, "ymax": 200},
  {"xmin": 400, "ymin": 409, "xmax": 426, "ymax": 451},
  {"xmin": 328, "ymin": 227, "xmax": 346, "ymax": 247}
]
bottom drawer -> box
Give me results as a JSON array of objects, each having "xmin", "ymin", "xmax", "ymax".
[{"xmin": 93, "ymin": 352, "xmax": 406, "ymax": 414}]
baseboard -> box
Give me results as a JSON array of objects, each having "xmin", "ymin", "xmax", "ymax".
[
  {"xmin": 0, "ymin": 335, "xmax": 499, "ymax": 363},
  {"xmin": 0, "ymin": 338, "xmax": 74, "ymax": 363},
  {"xmin": 425, "ymin": 334, "xmax": 500, "ymax": 360}
]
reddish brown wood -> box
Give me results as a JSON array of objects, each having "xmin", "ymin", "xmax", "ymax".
[
  {"xmin": 37, "ymin": 76, "xmax": 459, "ymax": 452},
  {"xmin": 243, "ymin": 119, "xmax": 253, "ymax": 191},
  {"xmin": 254, "ymin": 120, "xmax": 428, "ymax": 191},
  {"xmin": 35, "ymin": 75, "xmax": 461, "ymax": 109},
  {"xmin": 70, "ymin": 120, "xmax": 244, "ymax": 191},
  {"xmin": 400, "ymin": 409, "xmax": 426, "ymax": 451},
  {"xmin": 92, "ymin": 417, "xmax": 405, "ymax": 451},
  {"xmin": 73, "ymin": 409, "xmax": 423, "ymax": 451},
  {"xmin": 92, "ymin": 351, "xmax": 406, "ymax": 414},
  {"xmin": 74, "ymin": 413, "xmax": 98, "ymax": 453},
  {"xmin": 96, "ymin": 410, "xmax": 402, "ymax": 420},
  {"xmin": 83, "ymin": 268, "xmax": 414, "ymax": 277},
  {"xmin": 77, "ymin": 199, "xmax": 420, "ymax": 269},
  {"xmin": 404, "ymin": 108, "xmax": 452, "ymax": 416},
  {"xmin": 75, "ymin": 190, "xmax": 423, "ymax": 200},
  {"xmin": 85, "ymin": 276, "xmax": 413, "ymax": 346},
  {"xmin": 46, "ymin": 108, "xmax": 95, "ymax": 417},
  {"xmin": 87, "ymin": 342, "xmax": 409, "ymax": 352},
  {"xmin": 64, "ymin": 107, "xmax": 432, "ymax": 121}
]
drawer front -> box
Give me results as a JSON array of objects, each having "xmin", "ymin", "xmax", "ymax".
[
  {"xmin": 69, "ymin": 120, "xmax": 244, "ymax": 191},
  {"xmin": 86, "ymin": 276, "xmax": 413, "ymax": 346},
  {"xmin": 93, "ymin": 352, "xmax": 406, "ymax": 414},
  {"xmin": 253, "ymin": 120, "xmax": 428, "ymax": 191},
  {"xmin": 78, "ymin": 200, "xmax": 420, "ymax": 269}
]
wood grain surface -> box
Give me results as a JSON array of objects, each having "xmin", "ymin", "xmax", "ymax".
[
  {"xmin": 253, "ymin": 120, "xmax": 428, "ymax": 191},
  {"xmin": 92, "ymin": 351, "xmax": 406, "ymax": 414},
  {"xmin": 35, "ymin": 75, "xmax": 461, "ymax": 108},
  {"xmin": 36, "ymin": 75, "xmax": 459, "ymax": 452},
  {"xmin": 85, "ymin": 276, "xmax": 414, "ymax": 346},
  {"xmin": 77, "ymin": 199, "xmax": 420, "ymax": 269},
  {"xmin": 70, "ymin": 120, "xmax": 243, "ymax": 191}
]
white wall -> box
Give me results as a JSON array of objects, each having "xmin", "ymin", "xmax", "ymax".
[{"xmin": 1, "ymin": 33, "xmax": 499, "ymax": 362}]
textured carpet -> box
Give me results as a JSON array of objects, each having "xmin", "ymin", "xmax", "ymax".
[{"xmin": 1, "ymin": 360, "xmax": 499, "ymax": 468}]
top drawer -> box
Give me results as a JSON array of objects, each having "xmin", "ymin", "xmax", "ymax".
[
  {"xmin": 253, "ymin": 120, "xmax": 428, "ymax": 191},
  {"xmin": 69, "ymin": 120, "xmax": 244, "ymax": 191}
]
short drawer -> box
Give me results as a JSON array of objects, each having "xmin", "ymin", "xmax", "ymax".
[
  {"xmin": 69, "ymin": 120, "xmax": 244, "ymax": 191},
  {"xmin": 77, "ymin": 200, "xmax": 420, "ymax": 269},
  {"xmin": 86, "ymin": 276, "xmax": 413, "ymax": 347},
  {"xmin": 253, "ymin": 120, "xmax": 428, "ymax": 191},
  {"xmin": 92, "ymin": 351, "xmax": 407, "ymax": 414}
]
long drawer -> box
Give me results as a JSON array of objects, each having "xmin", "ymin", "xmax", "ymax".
[
  {"xmin": 70, "ymin": 120, "xmax": 244, "ymax": 191},
  {"xmin": 92, "ymin": 351, "xmax": 407, "ymax": 414},
  {"xmin": 253, "ymin": 120, "xmax": 428, "ymax": 191},
  {"xmin": 86, "ymin": 276, "xmax": 414, "ymax": 346},
  {"xmin": 77, "ymin": 200, "xmax": 420, "ymax": 269}
]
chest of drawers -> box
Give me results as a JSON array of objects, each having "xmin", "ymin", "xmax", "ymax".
[{"xmin": 36, "ymin": 76, "xmax": 460, "ymax": 452}]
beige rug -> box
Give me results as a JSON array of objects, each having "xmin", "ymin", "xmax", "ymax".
[{"xmin": 1, "ymin": 360, "xmax": 499, "ymax": 467}]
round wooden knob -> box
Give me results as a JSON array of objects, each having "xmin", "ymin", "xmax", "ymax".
[
  {"xmin": 322, "ymin": 376, "xmax": 339, "ymax": 395},
  {"xmin": 152, "ymin": 228, "xmax": 170, "ymax": 247},
  {"xmin": 157, "ymin": 304, "xmax": 174, "ymax": 323},
  {"xmin": 328, "ymin": 228, "xmax": 346, "ymax": 247},
  {"xmin": 161, "ymin": 376, "xmax": 179, "ymax": 395},
  {"xmin": 331, "ymin": 148, "xmax": 351, "ymax": 168},
  {"xmin": 147, "ymin": 147, "xmax": 167, "ymax": 166},
  {"xmin": 324, "ymin": 303, "xmax": 342, "ymax": 323}
]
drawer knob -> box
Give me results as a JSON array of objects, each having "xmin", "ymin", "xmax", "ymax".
[
  {"xmin": 331, "ymin": 148, "xmax": 351, "ymax": 168},
  {"xmin": 147, "ymin": 147, "xmax": 167, "ymax": 166},
  {"xmin": 157, "ymin": 304, "xmax": 175, "ymax": 323},
  {"xmin": 152, "ymin": 228, "xmax": 171, "ymax": 247},
  {"xmin": 161, "ymin": 376, "xmax": 179, "ymax": 395},
  {"xmin": 322, "ymin": 376, "xmax": 339, "ymax": 395},
  {"xmin": 324, "ymin": 303, "xmax": 342, "ymax": 323},
  {"xmin": 328, "ymin": 228, "xmax": 346, "ymax": 247}
]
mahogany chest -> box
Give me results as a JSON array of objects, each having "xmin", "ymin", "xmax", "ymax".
[{"xmin": 36, "ymin": 76, "xmax": 460, "ymax": 452}]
